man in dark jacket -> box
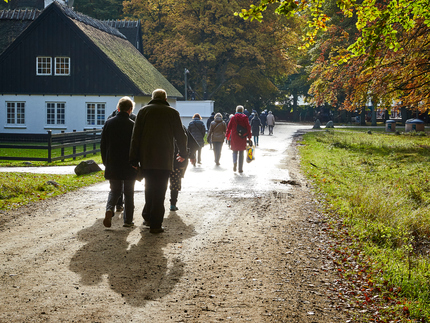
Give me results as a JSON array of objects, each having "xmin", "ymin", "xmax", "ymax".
[
  {"xmin": 107, "ymin": 107, "xmax": 136, "ymax": 212},
  {"xmin": 130, "ymin": 89, "xmax": 188, "ymax": 233},
  {"xmin": 206, "ymin": 112, "xmax": 215, "ymax": 149},
  {"xmin": 259, "ymin": 111, "xmax": 267, "ymax": 134},
  {"xmin": 101, "ymin": 96, "xmax": 137, "ymax": 228}
]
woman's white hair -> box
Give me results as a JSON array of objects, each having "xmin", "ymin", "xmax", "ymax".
[{"xmin": 236, "ymin": 105, "xmax": 244, "ymax": 113}]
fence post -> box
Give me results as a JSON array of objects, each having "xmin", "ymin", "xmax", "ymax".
[
  {"xmin": 83, "ymin": 129, "xmax": 87, "ymax": 158},
  {"xmin": 93, "ymin": 128, "xmax": 97, "ymax": 155},
  {"xmin": 73, "ymin": 130, "xmax": 77, "ymax": 160},
  {"xmin": 47, "ymin": 130, "xmax": 52, "ymax": 163},
  {"xmin": 61, "ymin": 130, "xmax": 65, "ymax": 162}
]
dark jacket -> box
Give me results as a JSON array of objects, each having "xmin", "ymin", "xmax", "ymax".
[
  {"xmin": 188, "ymin": 117, "xmax": 206, "ymax": 147},
  {"xmin": 130, "ymin": 99, "xmax": 187, "ymax": 172},
  {"xmin": 259, "ymin": 112, "xmax": 267, "ymax": 125},
  {"xmin": 108, "ymin": 108, "xmax": 136, "ymax": 121},
  {"xmin": 251, "ymin": 115, "xmax": 261, "ymax": 136},
  {"xmin": 173, "ymin": 127, "xmax": 200, "ymax": 176},
  {"xmin": 206, "ymin": 113, "xmax": 215, "ymax": 130},
  {"xmin": 101, "ymin": 111, "xmax": 136, "ymax": 180}
]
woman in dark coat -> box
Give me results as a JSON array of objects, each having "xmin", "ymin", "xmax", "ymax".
[
  {"xmin": 188, "ymin": 113, "xmax": 206, "ymax": 164},
  {"xmin": 169, "ymin": 127, "xmax": 199, "ymax": 211},
  {"xmin": 250, "ymin": 114, "xmax": 261, "ymax": 146}
]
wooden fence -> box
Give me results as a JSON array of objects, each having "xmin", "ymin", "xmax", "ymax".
[{"xmin": 0, "ymin": 129, "xmax": 102, "ymax": 163}]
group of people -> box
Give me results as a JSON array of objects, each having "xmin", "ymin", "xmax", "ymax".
[
  {"xmin": 100, "ymin": 89, "xmax": 275, "ymax": 233},
  {"xmin": 101, "ymin": 89, "xmax": 189, "ymax": 233}
]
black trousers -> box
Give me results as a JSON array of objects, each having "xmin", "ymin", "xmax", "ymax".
[{"xmin": 141, "ymin": 169, "xmax": 171, "ymax": 229}]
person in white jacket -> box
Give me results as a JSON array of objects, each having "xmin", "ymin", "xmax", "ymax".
[{"xmin": 266, "ymin": 111, "xmax": 275, "ymax": 135}]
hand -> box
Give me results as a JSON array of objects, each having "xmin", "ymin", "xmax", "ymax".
[
  {"xmin": 190, "ymin": 158, "xmax": 196, "ymax": 165},
  {"xmin": 176, "ymin": 154, "xmax": 185, "ymax": 163}
]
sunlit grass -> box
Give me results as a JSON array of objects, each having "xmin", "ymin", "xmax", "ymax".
[
  {"xmin": 300, "ymin": 129, "xmax": 430, "ymax": 320},
  {"xmin": 0, "ymin": 171, "xmax": 105, "ymax": 210}
]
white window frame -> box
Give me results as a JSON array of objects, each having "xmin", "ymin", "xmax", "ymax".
[
  {"xmin": 6, "ymin": 102, "xmax": 26, "ymax": 126},
  {"xmin": 55, "ymin": 57, "xmax": 70, "ymax": 76},
  {"xmin": 46, "ymin": 102, "xmax": 66, "ymax": 125},
  {"xmin": 86, "ymin": 102, "xmax": 106, "ymax": 126},
  {"xmin": 37, "ymin": 56, "xmax": 52, "ymax": 75}
]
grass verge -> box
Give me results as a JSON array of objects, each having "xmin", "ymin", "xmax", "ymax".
[
  {"xmin": 0, "ymin": 171, "xmax": 105, "ymax": 211},
  {"xmin": 299, "ymin": 129, "xmax": 430, "ymax": 322}
]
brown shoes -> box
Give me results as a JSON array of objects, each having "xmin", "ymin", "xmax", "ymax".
[{"xmin": 103, "ymin": 210, "xmax": 113, "ymax": 228}]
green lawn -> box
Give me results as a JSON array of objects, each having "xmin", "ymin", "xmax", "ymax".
[{"xmin": 300, "ymin": 129, "xmax": 430, "ymax": 321}]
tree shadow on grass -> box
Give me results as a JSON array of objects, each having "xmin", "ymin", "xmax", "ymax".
[{"xmin": 69, "ymin": 212, "xmax": 195, "ymax": 307}]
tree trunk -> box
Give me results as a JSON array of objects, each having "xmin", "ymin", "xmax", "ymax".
[{"xmin": 292, "ymin": 91, "xmax": 299, "ymax": 122}]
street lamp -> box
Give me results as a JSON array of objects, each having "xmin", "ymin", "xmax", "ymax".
[{"xmin": 184, "ymin": 68, "xmax": 190, "ymax": 101}]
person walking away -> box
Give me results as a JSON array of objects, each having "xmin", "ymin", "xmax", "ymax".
[
  {"xmin": 169, "ymin": 126, "xmax": 199, "ymax": 211},
  {"xmin": 266, "ymin": 111, "xmax": 275, "ymax": 135},
  {"xmin": 250, "ymin": 113, "xmax": 261, "ymax": 146},
  {"xmin": 225, "ymin": 105, "xmax": 252, "ymax": 173},
  {"xmin": 188, "ymin": 113, "xmax": 206, "ymax": 164},
  {"xmin": 107, "ymin": 106, "xmax": 137, "ymax": 213},
  {"xmin": 130, "ymin": 89, "xmax": 187, "ymax": 234},
  {"xmin": 207, "ymin": 112, "xmax": 227, "ymax": 165},
  {"xmin": 101, "ymin": 97, "xmax": 137, "ymax": 228},
  {"xmin": 226, "ymin": 114, "xmax": 234, "ymax": 148},
  {"xmin": 259, "ymin": 111, "xmax": 267, "ymax": 134},
  {"xmin": 206, "ymin": 112, "xmax": 215, "ymax": 149}
]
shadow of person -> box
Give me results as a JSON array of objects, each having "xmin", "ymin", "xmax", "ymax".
[{"xmin": 69, "ymin": 212, "xmax": 195, "ymax": 307}]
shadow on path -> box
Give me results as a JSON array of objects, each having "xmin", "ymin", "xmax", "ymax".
[{"xmin": 69, "ymin": 212, "xmax": 195, "ymax": 307}]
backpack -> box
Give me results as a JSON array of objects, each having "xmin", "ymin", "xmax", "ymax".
[{"xmin": 236, "ymin": 123, "xmax": 247, "ymax": 138}]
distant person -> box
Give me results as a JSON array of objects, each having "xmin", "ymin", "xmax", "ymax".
[
  {"xmin": 259, "ymin": 111, "xmax": 267, "ymax": 134},
  {"xmin": 169, "ymin": 126, "xmax": 199, "ymax": 211},
  {"xmin": 188, "ymin": 113, "xmax": 206, "ymax": 165},
  {"xmin": 266, "ymin": 111, "xmax": 275, "ymax": 135},
  {"xmin": 130, "ymin": 89, "xmax": 187, "ymax": 234},
  {"xmin": 206, "ymin": 112, "xmax": 215, "ymax": 149},
  {"xmin": 101, "ymin": 96, "xmax": 137, "ymax": 228},
  {"xmin": 107, "ymin": 106, "xmax": 136, "ymax": 213},
  {"xmin": 207, "ymin": 112, "xmax": 227, "ymax": 165},
  {"xmin": 250, "ymin": 113, "xmax": 261, "ymax": 146},
  {"xmin": 225, "ymin": 105, "xmax": 252, "ymax": 173}
]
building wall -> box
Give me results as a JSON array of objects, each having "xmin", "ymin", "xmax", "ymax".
[
  {"xmin": 1, "ymin": 96, "xmax": 212, "ymax": 134},
  {"xmin": 176, "ymin": 100, "xmax": 214, "ymax": 128},
  {"xmin": 1, "ymin": 94, "xmax": 121, "ymax": 134}
]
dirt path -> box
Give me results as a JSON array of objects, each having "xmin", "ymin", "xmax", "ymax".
[{"xmin": 0, "ymin": 129, "xmax": 349, "ymax": 322}]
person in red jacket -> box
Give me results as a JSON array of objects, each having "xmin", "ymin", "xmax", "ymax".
[{"xmin": 225, "ymin": 105, "xmax": 252, "ymax": 173}]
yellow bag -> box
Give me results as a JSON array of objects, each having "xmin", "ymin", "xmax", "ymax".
[{"xmin": 246, "ymin": 141, "xmax": 254, "ymax": 163}]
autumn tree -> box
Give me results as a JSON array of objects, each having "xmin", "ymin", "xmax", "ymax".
[
  {"xmin": 123, "ymin": 0, "xmax": 300, "ymax": 112},
  {"xmin": 74, "ymin": 0, "xmax": 124, "ymax": 20}
]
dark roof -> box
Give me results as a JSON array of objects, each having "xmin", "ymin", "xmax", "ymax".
[
  {"xmin": 0, "ymin": 8, "xmax": 41, "ymax": 53},
  {"xmin": 0, "ymin": 8, "xmax": 41, "ymax": 19},
  {"xmin": 0, "ymin": 1, "xmax": 182, "ymax": 97},
  {"xmin": 74, "ymin": 19, "xmax": 181, "ymax": 97},
  {"xmin": 102, "ymin": 19, "xmax": 143, "ymax": 54},
  {"xmin": 58, "ymin": 4, "xmax": 126, "ymax": 39}
]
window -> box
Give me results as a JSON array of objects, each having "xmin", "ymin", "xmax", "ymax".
[
  {"xmin": 37, "ymin": 57, "xmax": 51, "ymax": 75},
  {"xmin": 55, "ymin": 57, "xmax": 70, "ymax": 75},
  {"xmin": 86, "ymin": 103, "xmax": 106, "ymax": 126},
  {"xmin": 6, "ymin": 102, "xmax": 25, "ymax": 125},
  {"xmin": 46, "ymin": 102, "xmax": 65, "ymax": 125}
]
